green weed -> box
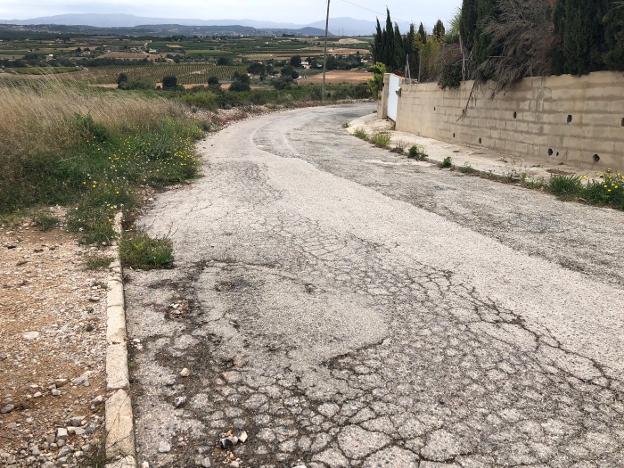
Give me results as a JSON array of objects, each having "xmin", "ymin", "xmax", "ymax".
[
  {"xmin": 370, "ymin": 132, "xmax": 391, "ymax": 148},
  {"xmin": 32, "ymin": 211, "xmax": 60, "ymax": 231},
  {"xmin": 408, "ymin": 145, "xmax": 428, "ymax": 160},
  {"xmin": 354, "ymin": 128, "xmax": 368, "ymax": 140},
  {"xmin": 441, "ymin": 157, "xmax": 453, "ymax": 168},
  {"xmin": 84, "ymin": 255, "xmax": 114, "ymax": 270},
  {"xmin": 119, "ymin": 233, "xmax": 174, "ymax": 270}
]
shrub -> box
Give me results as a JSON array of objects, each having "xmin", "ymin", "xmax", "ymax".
[
  {"xmin": 439, "ymin": 61, "xmax": 462, "ymax": 89},
  {"xmin": 230, "ymin": 72, "xmax": 251, "ymax": 92},
  {"xmin": 354, "ymin": 128, "xmax": 368, "ymax": 140},
  {"xmin": 179, "ymin": 90, "xmax": 218, "ymax": 110},
  {"xmin": 370, "ymin": 132, "xmax": 391, "ymax": 147},
  {"xmin": 33, "ymin": 212, "xmax": 60, "ymax": 231},
  {"xmin": 162, "ymin": 75, "xmax": 178, "ymax": 90},
  {"xmin": 408, "ymin": 145, "xmax": 428, "ymax": 160},
  {"xmin": 120, "ymin": 233, "xmax": 174, "ymax": 269},
  {"xmin": 116, "ymin": 73, "xmax": 128, "ymax": 88},
  {"xmin": 457, "ymin": 164, "xmax": 476, "ymax": 174},
  {"xmin": 207, "ymin": 76, "xmax": 220, "ymax": 89},
  {"xmin": 548, "ymin": 175, "xmax": 583, "ymax": 198},
  {"xmin": 441, "ymin": 156, "xmax": 453, "ymax": 168}
]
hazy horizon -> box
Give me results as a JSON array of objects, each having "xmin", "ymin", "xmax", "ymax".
[{"xmin": 0, "ymin": 0, "xmax": 462, "ymax": 28}]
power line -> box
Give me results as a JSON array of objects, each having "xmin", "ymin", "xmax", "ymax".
[{"xmin": 334, "ymin": 0, "xmax": 386, "ymax": 17}]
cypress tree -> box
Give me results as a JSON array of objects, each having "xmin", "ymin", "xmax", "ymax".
[
  {"xmin": 417, "ymin": 23, "xmax": 427, "ymax": 44},
  {"xmin": 604, "ymin": 0, "xmax": 624, "ymax": 70},
  {"xmin": 384, "ymin": 9, "xmax": 396, "ymax": 69},
  {"xmin": 394, "ymin": 23, "xmax": 405, "ymax": 70},
  {"xmin": 433, "ymin": 20, "xmax": 446, "ymax": 41},
  {"xmin": 372, "ymin": 18, "xmax": 383, "ymax": 62},
  {"xmin": 554, "ymin": 0, "xmax": 609, "ymax": 75}
]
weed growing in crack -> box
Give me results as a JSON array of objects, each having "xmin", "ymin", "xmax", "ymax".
[
  {"xmin": 441, "ymin": 156, "xmax": 453, "ymax": 169},
  {"xmin": 354, "ymin": 128, "xmax": 368, "ymax": 140},
  {"xmin": 408, "ymin": 145, "xmax": 428, "ymax": 160},
  {"xmin": 370, "ymin": 132, "xmax": 391, "ymax": 148},
  {"xmin": 120, "ymin": 233, "xmax": 174, "ymax": 270}
]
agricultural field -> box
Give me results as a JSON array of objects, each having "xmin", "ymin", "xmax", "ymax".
[{"xmin": 83, "ymin": 63, "xmax": 247, "ymax": 85}]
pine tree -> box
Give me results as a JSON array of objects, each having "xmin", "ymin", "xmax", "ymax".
[{"xmin": 433, "ymin": 20, "xmax": 446, "ymax": 41}]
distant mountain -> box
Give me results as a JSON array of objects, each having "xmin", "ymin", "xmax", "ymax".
[
  {"xmin": 307, "ymin": 17, "xmax": 409, "ymax": 36},
  {"xmin": 1, "ymin": 13, "xmax": 397, "ymax": 36}
]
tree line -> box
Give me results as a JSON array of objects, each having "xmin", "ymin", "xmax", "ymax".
[{"xmin": 372, "ymin": 0, "xmax": 624, "ymax": 89}]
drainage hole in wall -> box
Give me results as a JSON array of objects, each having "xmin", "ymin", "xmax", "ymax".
[
  {"xmin": 453, "ymin": 132, "xmax": 456, "ymax": 138},
  {"xmin": 567, "ymin": 114, "xmax": 573, "ymax": 124},
  {"xmin": 593, "ymin": 154, "xmax": 600, "ymax": 162},
  {"xmin": 548, "ymin": 148, "xmax": 554, "ymax": 156},
  {"xmin": 621, "ymin": 117, "xmax": 624, "ymax": 127},
  {"xmin": 434, "ymin": 106, "xmax": 436, "ymax": 111},
  {"xmin": 478, "ymin": 137, "xmax": 482, "ymax": 144},
  {"xmin": 513, "ymin": 111, "xmax": 517, "ymax": 119},
  {"xmin": 556, "ymin": 151, "xmax": 560, "ymax": 156}
]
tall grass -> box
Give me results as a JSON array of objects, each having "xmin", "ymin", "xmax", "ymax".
[{"xmin": 0, "ymin": 77, "xmax": 203, "ymax": 241}]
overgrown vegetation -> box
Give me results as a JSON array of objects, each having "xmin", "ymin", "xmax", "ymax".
[
  {"xmin": 0, "ymin": 79, "xmax": 202, "ymax": 243},
  {"xmin": 119, "ymin": 233, "xmax": 174, "ymax": 269},
  {"xmin": 549, "ymin": 172, "xmax": 624, "ymax": 209}
]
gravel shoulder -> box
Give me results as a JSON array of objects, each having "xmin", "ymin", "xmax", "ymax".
[
  {"xmin": 126, "ymin": 103, "xmax": 624, "ymax": 468},
  {"xmin": 0, "ymin": 220, "xmax": 109, "ymax": 467}
]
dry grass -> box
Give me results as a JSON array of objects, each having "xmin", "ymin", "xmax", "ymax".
[{"xmin": 0, "ymin": 77, "xmax": 185, "ymax": 160}]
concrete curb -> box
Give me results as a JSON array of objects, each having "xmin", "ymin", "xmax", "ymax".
[{"xmin": 105, "ymin": 213, "xmax": 136, "ymax": 468}]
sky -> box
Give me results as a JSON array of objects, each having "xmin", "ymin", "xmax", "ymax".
[{"xmin": 0, "ymin": 0, "xmax": 462, "ymax": 27}]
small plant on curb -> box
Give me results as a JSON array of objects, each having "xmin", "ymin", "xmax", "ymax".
[
  {"xmin": 354, "ymin": 128, "xmax": 368, "ymax": 140},
  {"xmin": 441, "ymin": 157, "xmax": 453, "ymax": 169},
  {"xmin": 457, "ymin": 164, "xmax": 476, "ymax": 174},
  {"xmin": 408, "ymin": 145, "xmax": 428, "ymax": 161},
  {"xmin": 84, "ymin": 255, "xmax": 114, "ymax": 270},
  {"xmin": 370, "ymin": 132, "xmax": 391, "ymax": 148},
  {"xmin": 119, "ymin": 233, "xmax": 174, "ymax": 270},
  {"xmin": 32, "ymin": 211, "xmax": 60, "ymax": 231}
]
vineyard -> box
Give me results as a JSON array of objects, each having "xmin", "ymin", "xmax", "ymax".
[{"xmin": 83, "ymin": 63, "xmax": 247, "ymax": 85}]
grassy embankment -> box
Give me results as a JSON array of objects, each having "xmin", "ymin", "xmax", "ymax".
[
  {"xmin": 0, "ymin": 77, "xmax": 372, "ymax": 266},
  {"xmin": 0, "ymin": 78, "xmax": 203, "ymax": 246}
]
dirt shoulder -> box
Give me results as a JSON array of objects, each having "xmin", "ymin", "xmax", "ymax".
[{"xmin": 0, "ymin": 218, "xmax": 110, "ymax": 467}]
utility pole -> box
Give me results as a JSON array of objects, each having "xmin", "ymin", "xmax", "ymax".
[{"xmin": 321, "ymin": 0, "xmax": 331, "ymax": 103}]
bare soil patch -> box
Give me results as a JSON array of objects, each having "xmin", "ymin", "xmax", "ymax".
[
  {"xmin": 305, "ymin": 70, "xmax": 371, "ymax": 84},
  {"xmin": 0, "ymin": 217, "xmax": 110, "ymax": 466}
]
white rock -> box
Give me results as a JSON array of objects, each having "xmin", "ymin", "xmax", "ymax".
[
  {"xmin": 22, "ymin": 331, "xmax": 40, "ymax": 340},
  {"xmin": 56, "ymin": 428, "xmax": 68, "ymax": 439},
  {"xmin": 179, "ymin": 368, "xmax": 191, "ymax": 377},
  {"xmin": 158, "ymin": 441, "xmax": 171, "ymax": 453}
]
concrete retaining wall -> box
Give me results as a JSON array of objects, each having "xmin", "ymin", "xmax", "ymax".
[{"xmin": 390, "ymin": 71, "xmax": 624, "ymax": 170}]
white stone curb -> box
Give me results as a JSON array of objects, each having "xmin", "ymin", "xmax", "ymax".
[{"xmin": 105, "ymin": 213, "xmax": 136, "ymax": 468}]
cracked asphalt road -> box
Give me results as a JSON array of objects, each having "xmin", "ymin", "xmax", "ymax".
[{"xmin": 126, "ymin": 103, "xmax": 624, "ymax": 468}]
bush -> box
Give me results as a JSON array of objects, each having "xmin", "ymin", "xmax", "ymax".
[
  {"xmin": 120, "ymin": 233, "xmax": 174, "ymax": 269},
  {"xmin": 583, "ymin": 171, "xmax": 624, "ymax": 208},
  {"xmin": 116, "ymin": 73, "xmax": 128, "ymax": 88},
  {"xmin": 207, "ymin": 76, "xmax": 220, "ymax": 89},
  {"xmin": 439, "ymin": 62, "xmax": 462, "ymax": 89},
  {"xmin": 162, "ymin": 75, "xmax": 178, "ymax": 90},
  {"xmin": 441, "ymin": 156, "xmax": 453, "ymax": 168},
  {"xmin": 408, "ymin": 145, "xmax": 428, "ymax": 160},
  {"xmin": 230, "ymin": 72, "xmax": 251, "ymax": 92},
  {"xmin": 370, "ymin": 132, "xmax": 391, "ymax": 147}
]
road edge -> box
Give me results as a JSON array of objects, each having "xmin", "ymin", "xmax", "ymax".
[{"xmin": 104, "ymin": 212, "xmax": 136, "ymax": 468}]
